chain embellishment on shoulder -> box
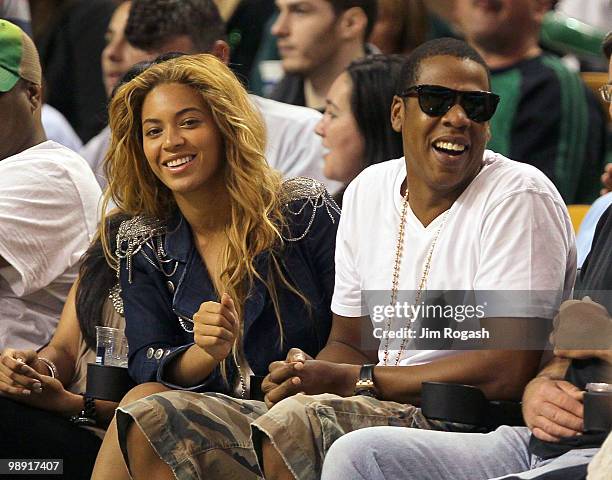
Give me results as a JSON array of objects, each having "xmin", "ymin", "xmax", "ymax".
[
  {"xmin": 115, "ymin": 216, "xmax": 178, "ymax": 283},
  {"xmin": 280, "ymin": 177, "xmax": 341, "ymax": 242}
]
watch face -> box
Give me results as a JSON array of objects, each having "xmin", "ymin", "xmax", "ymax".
[{"xmin": 356, "ymin": 380, "xmax": 375, "ymax": 387}]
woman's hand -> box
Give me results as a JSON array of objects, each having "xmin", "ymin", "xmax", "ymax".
[
  {"xmin": 16, "ymin": 369, "xmax": 82, "ymax": 415},
  {"xmin": 0, "ymin": 349, "xmax": 43, "ymax": 396},
  {"xmin": 193, "ymin": 293, "xmax": 239, "ymax": 362},
  {"xmin": 0, "ymin": 350, "xmax": 82, "ymax": 415}
]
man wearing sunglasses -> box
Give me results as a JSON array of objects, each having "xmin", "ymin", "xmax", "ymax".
[
  {"xmin": 252, "ymin": 38, "xmax": 575, "ymax": 480},
  {"xmin": 320, "ymin": 32, "xmax": 612, "ymax": 480},
  {"xmin": 454, "ymin": 0, "xmax": 606, "ymax": 205}
]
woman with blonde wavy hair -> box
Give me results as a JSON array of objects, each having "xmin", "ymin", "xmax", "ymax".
[{"xmin": 92, "ymin": 53, "xmax": 339, "ymax": 479}]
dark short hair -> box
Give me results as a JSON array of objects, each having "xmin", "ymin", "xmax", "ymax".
[
  {"xmin": 397, "ymin": 37, "xmax": 491, "ymax": 92},
  {"xmin": 125, "ymin": 0, "xmax": 226, "ymax": 53},
  {"xmin": 327, "ymin": 0, "xmax": 378, "ymax": 39},
  {"xmin": 110, "ymin": 60, "xmax": 154, "ymax": 99},
  {"xmin": 347, "ymin": 54, "xmax": 404, "ymax": 168},
  {"xmin": 110, "ymin": 53, "xmax": 187, "ymax": 100},
  {"xmin": 603, "ymin": 31, "xmax": 612, "ymax": 60}
]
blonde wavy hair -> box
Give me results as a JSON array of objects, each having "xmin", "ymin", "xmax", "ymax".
[{"xmin": 101, "ymin": 54, "xmax": 299, "ymax": 383}]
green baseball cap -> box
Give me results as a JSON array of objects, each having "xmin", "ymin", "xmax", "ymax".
[{"xmin": 0, "ymin": 20, "xmax": 41, "ymax": 92}]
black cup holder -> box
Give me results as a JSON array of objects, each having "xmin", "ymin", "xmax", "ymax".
[
  {"xmin": 86, "ymin": 363, "xmax": 135, "ymax": 402},
  {"xmin": 584, "ymin": 390, "xmax": 612, "ymax": 433}
]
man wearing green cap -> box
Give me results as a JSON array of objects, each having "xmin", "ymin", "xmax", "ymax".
[{"xmin": 0, "ymin": 20, "xmax": 101, "ymax": 351}]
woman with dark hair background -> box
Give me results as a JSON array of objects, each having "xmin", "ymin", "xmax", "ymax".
[
  {"xmin": 316, "ymin": 54, "xmax": 405, "ymax": 205},
  {"xmin": 0, "ymin": 212, "xmax": 126, "ymax": 480}
]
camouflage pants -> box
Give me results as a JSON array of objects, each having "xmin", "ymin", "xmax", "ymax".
[{"xmin": 116, "ymin": 392, "xmax": 440, "ymax": 480}]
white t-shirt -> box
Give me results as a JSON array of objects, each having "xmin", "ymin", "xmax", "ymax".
[
  {"xmin": 0, "ymin": 141, "xmax": 102, "ymax": 351},
  {"xmin": 41, "ymin": 104, "xmax": 83, "ymax": 153},
  {"xmin": 81, "ymin": 97, "xmax": 343, "ymax": 194},
  {"xmin": 557, "ymin": 0, "xmax": 612, "ymax": 33},
  {"xmin": 250, "ymin": 95, "xmax": 342, "ymax": 194},
  {"xmin": 80, "ymin": 125, "xmax": 111, "ymax": 190},
  {"xmin": 332, "ymin": 151, "xmax": 576, "ymax": 366}
]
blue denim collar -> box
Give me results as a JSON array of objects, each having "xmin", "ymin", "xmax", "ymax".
[{"xmin": 165, "ymin": 209, "xmax": 271, "ymax": 331}]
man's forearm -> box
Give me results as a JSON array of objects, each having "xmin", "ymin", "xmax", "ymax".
[
  {"xmin": 534, "ymin": 355, "xmax": 570, "ymax": 379},
  {"xmin": 316, "ymin": 313, "xmax": 378, "ymax": 364},
  {"xmin": 316, "ymin": 340, "xmax": 374, "ymax": 364},
  {"xmin": 371, "ymin": 350, "xmax": 542, "ymax": 405}
]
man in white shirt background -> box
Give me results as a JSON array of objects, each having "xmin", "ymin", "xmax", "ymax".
[{"xmin": 0, "ymin": 20, "xmax": 101, "ymax": 351}]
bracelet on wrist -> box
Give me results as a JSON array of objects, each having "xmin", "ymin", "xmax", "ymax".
[
  {"xmin": 36, "ymin": 357, "xmax": 58, "ymax": 378},
  {"xmin": 69, "ymin": 394, "xmax": 97, "ymax": 426}
]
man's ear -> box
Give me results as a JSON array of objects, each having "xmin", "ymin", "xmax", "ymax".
[
  {"xmin": 338, "ymin": 7, "xmax": 368, "ymax": 41},
  {"xmin": 25, "ymin": 82, "xmax": 43, "ymax": 113},
  {"xmin": 390, "ymin": 96, "xmax": 405, "ymax": 133},
  {"xmin": 210, "ymin": 40, "xmax": 231, "ymax": 65}
]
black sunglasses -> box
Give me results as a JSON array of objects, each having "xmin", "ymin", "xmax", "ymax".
[{"xmin": 398, "ymin": 84, "xmax": 500, "ymax": 123}]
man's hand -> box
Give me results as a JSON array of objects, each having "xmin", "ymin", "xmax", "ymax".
[
  {"xmin": 601, "ymin": 163, "xmax": 612, "ymax": 196},
  {"xmin": 554, "ymin": 349, "xmax": 612, "ymax": 364},
  {"xmin": 522, "ymin": 376, "xmax": 584, "ymax": 442},
  {"xmin": 262, "ymin": 349, "xmax": 357, "ymax": 408},
  {"xmin": 261, "ymin": 348, "xmax": 311, "ymax": 407},
  {"xmin": 549, "ymin": 298, "xmax": 611, "ymax": 352},
  {"xmin": 0, "ymin": 349, "xmax": 43, "ymax": 396},
  {"xmin": 193, "ymin": 293, "xmax": 239, "ymax": 362}
]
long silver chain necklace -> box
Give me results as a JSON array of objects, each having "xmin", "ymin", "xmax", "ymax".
[
  {"xmin": 234, "ymin": 353, "xmax": 247, "ymax": 399},
  {"xmin": 382, "ymin": 185, "xmax": 450, "ymax": 366}
]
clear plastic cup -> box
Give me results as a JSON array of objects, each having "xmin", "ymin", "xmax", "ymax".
[{"xmin": 95, "ymin": 326, "xmax": 128, "ymax": 367}]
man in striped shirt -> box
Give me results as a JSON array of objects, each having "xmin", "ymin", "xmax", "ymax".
[{"xmin": 455, "ymin": 0, "xmax": 606, "ymax": 204}]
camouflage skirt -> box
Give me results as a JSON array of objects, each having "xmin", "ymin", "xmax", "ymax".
[{"xmin": 116, "ymin": 392, "xmax": 444, "ymax": 480}]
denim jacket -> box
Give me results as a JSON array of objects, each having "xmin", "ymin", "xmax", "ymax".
[{"xmin": 116, "ymin": 178, "xmax": 340, "ymax": 395}]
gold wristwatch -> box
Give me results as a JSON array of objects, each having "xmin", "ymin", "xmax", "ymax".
[{"xmin": 354, "ymin": 364, "xmax": 378, "ymax": 398}]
